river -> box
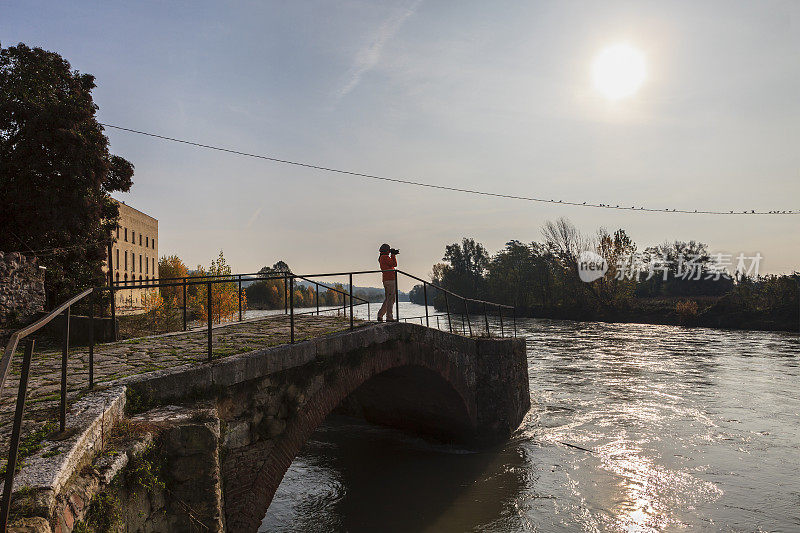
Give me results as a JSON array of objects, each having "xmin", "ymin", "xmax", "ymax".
[{"xmin": 259, "ymin": 302, "xmax": 799, "ymax": 532}]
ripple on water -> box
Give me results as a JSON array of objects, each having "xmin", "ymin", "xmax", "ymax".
[{"xmin": 261, "ymin": 315, "xmax": 800, "ymax": 532}]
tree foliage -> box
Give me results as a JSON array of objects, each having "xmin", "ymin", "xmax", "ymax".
[
  {"xmin": 0, "ymin": 43, "xmax": 134, "ymax": 305},
  {"xmin": 190, "ymin": 251, "xmax": 245, "ymax": 324},
  {"xmin": 426, "ymin": 219, "xmax": 795, "ymax": 325},
  {"xmin": 158, "ymin": 255, "xmax": 189, "ymax": 306}
]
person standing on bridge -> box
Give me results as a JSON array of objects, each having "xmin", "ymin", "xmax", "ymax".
[{"xmin": 377, "ymin": 243, "xmax": 399, "ymax": 322}]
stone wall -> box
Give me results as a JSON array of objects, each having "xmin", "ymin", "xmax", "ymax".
[
  {"xmin": 0, "ymin": 251, "xmax": 45, "ymax": 326},
  {"xmin": 8, "ymin": 402, "xmax": 224, "ymax": 533}
]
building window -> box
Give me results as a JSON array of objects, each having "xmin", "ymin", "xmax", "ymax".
[
  {"xmin": 152, "ymin": 239, "xmax": 155, "ymax": 250},
  {"xmin": 146, "ymin": 236, "xmax": 149, "ymax": 247},
  {"xmin": 132, "ymin": 231, "xmax": 135, "ymax": 244},
  {"xmin": 139, "ymin": 255, "xmax": 142, "ymax": 273},
  {"xmin": 124, "ymin": 228, "xmax": 127, "ymax": 242},
  {"xmin": 124, "ymin": 251, "xmax": 128, "ymax": 271},
  {"xmin": 115, "ymin": 249, "xmax": 119, "ymax": 270},
  {"xmin": 115, "ymin": 272, "xmax": 119, "ymax": 282},
  {"xmin": 139, "ymin": 234, "xmax": 142, "ymax": 246},
  {"xmin": 145, "ymin": 255, "xmax": 148, "ymax": 274},
  {"xmin": 116, "ymin": 227, "xmax": 119, "ymax": 239},
  {"xmin": 152, "ymin": 257, "xmax": 155, "ymax": 274},
  {"xmin": 124, "ymin": 273, "xmax": 127, "ymax": 282}
]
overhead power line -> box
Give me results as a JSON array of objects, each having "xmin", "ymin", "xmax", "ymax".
[{"xmin": 100, "ymin": 123, "xmax": 798, "ymax": 216}]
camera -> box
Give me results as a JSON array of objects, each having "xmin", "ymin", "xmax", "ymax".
[{"xmin": 390, "ymin": 248, "xmax": 400, "ymax": 255}]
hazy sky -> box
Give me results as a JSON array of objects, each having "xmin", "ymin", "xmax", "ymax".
[{"xmin": 2, "ymin": 0, "xmax": 798, "ymax": 289}]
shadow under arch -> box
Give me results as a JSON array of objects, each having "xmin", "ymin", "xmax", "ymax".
[{"xmin": 225, "ymin": 349, "xmax": 479, "ymax": 532}]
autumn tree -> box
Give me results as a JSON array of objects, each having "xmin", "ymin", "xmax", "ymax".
[
  {"xmin": 591, "ymin": 228, "xmax": 637, "ymax": 309},
  {"xmin": 0, "ymin": 43, "xmax": 134, "ymax": 306},
  {"xmin": 158, "ymin": 255, "xmax": 189, "ymax": 306},
  {"xmin": 190, "ymin": 251, "xmax": 245, "ymax": 323}
]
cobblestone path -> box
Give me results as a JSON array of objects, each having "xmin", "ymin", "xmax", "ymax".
[{"xmin": 0, "ymin": 313, "xmax": 360, "ymax": 461}]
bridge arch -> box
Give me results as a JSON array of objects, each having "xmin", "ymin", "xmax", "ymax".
[
  {"xmin": 122, "ymin": 322, "xmax": 527, "ymax": 532},
  {"xmin": 221, "ymin": 344, "xmax": 477, "ymax": 532}
]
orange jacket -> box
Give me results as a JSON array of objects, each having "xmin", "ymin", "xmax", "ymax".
[{"xmin": 379, "ymin": 253, "xmax": 397, "ymax": 282}]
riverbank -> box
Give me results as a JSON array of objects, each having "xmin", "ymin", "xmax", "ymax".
[{"xmin": 519, "ymin": 295, "xmax": 799, "ymax": 333}]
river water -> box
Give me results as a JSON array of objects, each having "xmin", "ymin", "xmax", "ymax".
[{"xmin": 260, "ymin": 303, "xmax": 799, "ymax": 532}]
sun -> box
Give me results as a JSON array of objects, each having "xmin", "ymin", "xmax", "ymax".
[{"xmin": 592, "ymin": 43, "xmax": 646, "ymax": 100}]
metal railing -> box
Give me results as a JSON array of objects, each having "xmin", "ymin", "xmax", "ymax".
[
  {"xmin": 0, "ymin": 287, "xmax": 93, "ymax": 529},
  {"xmin": 0, "ymin": 267, "xmax": 513, "ymax": 531}
]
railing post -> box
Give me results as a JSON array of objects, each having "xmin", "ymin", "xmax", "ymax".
[
  {"xmin": 445, "ymin": 292, "xmax": 452, "ymax": 333},
  {"xmin": 464, "ymin": 298, "xmax": 472, "ymax": 336},
  {"xmin": 513, "ymin": 307, "xmax": 517, "ymax": 337},
  {"xmin": 367, "ymin": 302, "xmax": 370, "ymax": 321},
  {"xmin": 110, "ymin": 284, "xmax": 117, "ymax": 341},
  {"xmin": 107, "ymin": 241, "xmax": 114, "ymax": 286},
  {"xmin": 151, "ymin": 278, "xmax": 156, "ymax": 334},
  {"xmin": 499, "ymin": 305, "xmax": 504, "ymax": 338},
  {"xmin": 284, "ymin": 273, "xmax": 288, "ymax": 314},
  {"xmin": 182, "ymin": 277, "xmax": 187, "ymax": 331},
  {"xmin": 238, "ymin": 274, "xmax": 242, "ymax": 322},
  {"xmin": 207, "ymin": 281, "xmax": 212, "ymax": 362},
  {"xmin": 316, "ymin": 283, "xmax": 320, "ymax": 316},
  {"xmin": 59, "ymin": 308, "xmax": 70, "ymax": 433},
  {"xmin": 483, "ymin": 302, "xmax": 490, "ymax": 337},
  {"xmin": 88, "ymin": 290, "xmax": 95, "ymax": 389},
  {"xmin": 0, "ymin": 339, "xmax": 35, "ymax": 532},
  {"xmin": 349, "ymin": 274, "xmax": 354, "ymax": 330},
  {"xmin": 290, "ymin": 275, "xmax": 295, "ymax": 343},
  {"xmin": 394, "ymin": 270, "xmax": 400, "ymax": 322},
  {"xmin": 423, "ymin": 282, "xmax": 429, "ymax": 328}
]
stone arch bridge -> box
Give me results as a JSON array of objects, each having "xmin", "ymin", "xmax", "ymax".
[
  {"xmin": 3, "ymin": 317, "xmax": 528, "ymax": 533},
  {"xmin": 124, "ymin": 321, "xmax": 529, "ymax": 532}
]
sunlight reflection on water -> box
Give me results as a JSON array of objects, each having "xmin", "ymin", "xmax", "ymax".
[{"xmin": 260, "ymin": 307, "xmax": 800, "ymax": 532}]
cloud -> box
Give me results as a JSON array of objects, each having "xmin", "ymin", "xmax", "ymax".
[
  {"xmin": 334, "ymin": 0, "xmax": 422, "ymax": 101},
  {"xmin": 245, "ymin": 206, "xmax": 263, "ymax": 229}
]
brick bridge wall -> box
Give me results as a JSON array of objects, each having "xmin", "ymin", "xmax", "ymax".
[{"xmin": 125, "ymin": 322, "xmax": 529, "ymax": 533}]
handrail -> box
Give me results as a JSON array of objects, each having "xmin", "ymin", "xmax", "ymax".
[
  {"xmin": 109, "ymin": 269, "xmax": 511, "ymax": 309},
  {"xmin": 396, "ymin": 269, "xmax": 515, "ymax": 309},
  {"xmin": 292, "ymin": 274, "xmax": 370, "ymax": 305},
  {"xmin": 0, "ymin": 288, "xmax": 93, "ymax": 398},
  {"xmin": 109, "ymin": 272, "xmax": 371, "ymax": 304},
  {"xmin": 110, "ymin": 270, "xmax": 273, "ymax": 284},
  {"xmin": 0, "ymin": 286, "xmax": 95, "ymax": 530}
]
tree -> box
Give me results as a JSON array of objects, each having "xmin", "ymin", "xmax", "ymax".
[
  {"xmin": 485, "ymin": 240, "xmax": 539, "ymax": 309},
  {"xmin": 591, "ymin": 228, "xmax": 637, "ymax": 308},
  {"xmin": 190, "ymin": 251, "xmax": 245, "ymax": 323},
  {"xmin": 0, "ymin": 43, "xmax": 134, "ymax": 306},
  {"xmin": 409, "ymin": 283, "xmax": 437, "ymax": 305},
  {"xmin": 158, "ymin": 255, "xmax": 188, "ymax": 306},
  {"xmin": 245, "ymin": 261, "xmax": 292, "ymax": 309},
  {"xmin": 637, "ymin": 240, "xmax": 733, "ymax": 297},
  {"xmin": 541, "ymin": 218, "xmax": 592, "ymax": 309},
  {"xmin": 440, "ymin": 238, "xmax": 489, "ymax": 301}
]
